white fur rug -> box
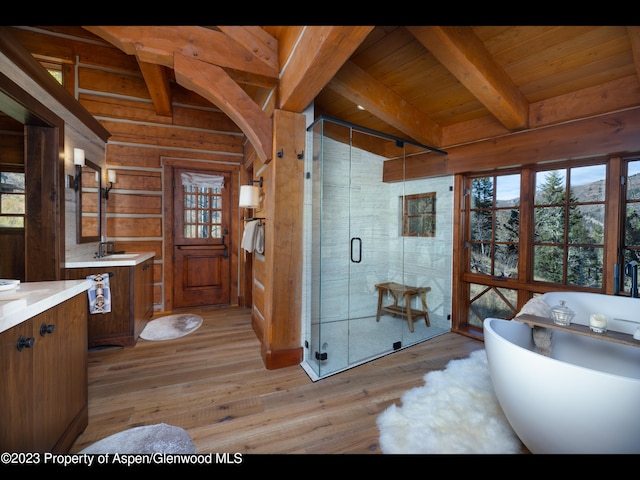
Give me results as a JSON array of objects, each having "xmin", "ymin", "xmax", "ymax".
[
  {"xmin": 376, "ymin": 349, "xmax": 522, "ymax": 454},
  {"xmin": 79, "ymin": 423, "xmax": 196, "ymax": 454},
  {"xmin": 140, "ymin": 314, "xmax": 203, "ymax": 341}
]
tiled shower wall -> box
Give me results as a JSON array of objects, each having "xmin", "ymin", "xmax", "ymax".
[{"xmin": 301, "ymin": 127, "xmax": 453, "ymax": 378}]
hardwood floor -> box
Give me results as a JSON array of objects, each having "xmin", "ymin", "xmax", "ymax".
[{"xmin": 68, "ymin": 305, "xmax": 522, "ymax": 454}]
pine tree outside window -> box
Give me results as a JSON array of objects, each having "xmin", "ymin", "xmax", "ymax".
[
  {"xmin": 466, "ymin": 173, "xmax": 521, "ymax": 326},
  {"xmin": 533, "ymin": 165, "xmax": 605, "ymax": 288},
  {"xmin": 462, "ymin": 161, "xmax": 608, "ymax": 329}
]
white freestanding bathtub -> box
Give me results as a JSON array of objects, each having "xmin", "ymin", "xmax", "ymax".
[{"xmin": 484, "ymin": 292, "xmax": 640, "ymax": 454}]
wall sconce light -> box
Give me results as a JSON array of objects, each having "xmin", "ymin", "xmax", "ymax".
[
  {"xmin": 103, "ymin": 169, "xmax": 116, "ymax": 200},
  {"xmin": 239, "ymin": 177, "xmax": 263, "ymax": 208},
  {"xmin": 72, "ymin": 148, "xmax": 85, "ymax": 191},
  {"xmin": 73, "ymin": 148, "xmax": 85, "ymax": 167}
]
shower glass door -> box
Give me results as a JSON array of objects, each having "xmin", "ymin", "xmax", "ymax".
[
  {"xmin": 304, "ymin": 116, "xmax": 444, "ymax": 381},
  {"xmin": 345, "ymin": 128, "xmax": 405, "ymax": 369}
]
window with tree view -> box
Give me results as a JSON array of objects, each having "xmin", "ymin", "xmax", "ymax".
[
  {"xmin": 464, "ymin": 162, "xmax": 608, "ymax": 328},
  {"xmin": 623, "ymin": 158, "xmax": 640, "ymax": 293},
  {"xmin": 470, "ymin": 174, "xmax": 520, "ymax": 278},
  {"xmin": 183, "ymin": 184, "xmax": 222, "ymax": 240},
  {"xmin": 533, "ymin": 165, "xmax": 605, "ymax": 287},
  {"xmin": 466, "ymin": 174, "xmax": 521, "ymax": 326},
  {"xmin": 403, "ymin": 192, "xmax": 436, "ymax": 237},
  {"xmin": 0, "ymin": 170, "xmax": 25, "ymax": 228}
]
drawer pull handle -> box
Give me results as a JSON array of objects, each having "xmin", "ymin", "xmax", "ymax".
[
  {"xmin": 40, "ymin": 323, "xmax": 56, "ymax": 336},
  {"xmin": 17, "ymin": 335, "xmax": 35, "ymax": 351}
]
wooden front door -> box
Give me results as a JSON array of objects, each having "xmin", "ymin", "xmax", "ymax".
[{"xmin": 173, "ymin": 168, "xmax": 231, "ymax": 308}]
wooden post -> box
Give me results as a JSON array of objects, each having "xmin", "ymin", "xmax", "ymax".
[{"xmin": 256, "ymin": 109, "xmax": 306, "ymax": 369}]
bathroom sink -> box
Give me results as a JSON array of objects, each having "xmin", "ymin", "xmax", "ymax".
[
  {"xmin": 92, "ymin": 253, "xmax": 140, "ymax": 261},
  {"xmin": 65, "ymin": 251, "xmax": 154, "ymax": 268}
]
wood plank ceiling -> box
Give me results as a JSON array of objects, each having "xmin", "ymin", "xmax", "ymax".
[{"xmin": 36, "ymin": 26, "xmax": 640, "ymax": 161}]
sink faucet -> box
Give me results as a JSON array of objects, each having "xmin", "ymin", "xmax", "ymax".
[
  {"xmin": 98, "ymin": 241, "xmax": 115, "ymax": 258},
  {"xmin": 625, "ymin": 261, "xmax": 639, "ymax": 297}
]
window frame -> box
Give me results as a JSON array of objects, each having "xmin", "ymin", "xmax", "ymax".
[
  {"xmin": 620, "ymin": 156, "xmax": 640, "ymax": 294},
  {"xmin": 455, "ymin": 156, "xmax": 621, "ymax": 338},
  {"xmin": 531, "ymin": 163, "xmax": 607, "ymax": 288},
  {"xmin": 402, "ymin": 192, "xmax": 436, "ymax": 237},
  {"xmin": 0, "ymin": 166, "xmax": 26, "ymax": 229}
]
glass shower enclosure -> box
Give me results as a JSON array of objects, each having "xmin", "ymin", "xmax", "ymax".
[{"xmin": 302, "ymin": 116, "xmax": 450, "ymax": 380}]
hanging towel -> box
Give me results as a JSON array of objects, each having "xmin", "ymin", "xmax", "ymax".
[
  {"xmin": 242, "ymin": 220, "xmax": 259, "ymax": 252},
  {"xmin": 86, "ymin": 273, "xmax": 112, "ymax": 314},
  {"xmin": 255, "ymin": 221, "xmax": 265, "ymax": 254}
]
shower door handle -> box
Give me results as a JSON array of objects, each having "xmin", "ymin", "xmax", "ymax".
[{"xmin": 351, "ymin": 237, "xmax": 362, "ymax": 263}]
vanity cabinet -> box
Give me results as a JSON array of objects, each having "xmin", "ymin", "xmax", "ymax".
[
  {"xmin": 65, "ymin": 256, "xmax": 154, "ymax": 347},
  {"xmin": 0, "ymin": 293, "xmax": 88, "ymax": 452},
  {"xmin": 134, "ymin": 257, "xmax": 154, "ymax": 337}
]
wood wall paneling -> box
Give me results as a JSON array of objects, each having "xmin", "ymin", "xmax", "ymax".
[{"xmin": 61, "ymin": 31, "xmax": 245, "ymax": 311}]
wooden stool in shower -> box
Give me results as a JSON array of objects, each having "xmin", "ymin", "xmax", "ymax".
[{"xmin": 375, "ymin": 282, "xmax": 431, "ymax": 332}]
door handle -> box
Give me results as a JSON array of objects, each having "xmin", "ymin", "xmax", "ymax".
[{"xmin": 351, "ymin": 237, "xmax": 362, "ymax": 263}]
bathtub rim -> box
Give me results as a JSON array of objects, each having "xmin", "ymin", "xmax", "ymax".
[{"xmin": 483, "ymin": 317, "xmax": 640, "ymax": 383}]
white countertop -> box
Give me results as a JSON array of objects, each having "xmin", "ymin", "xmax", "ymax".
[
  {"xmin": 0, "ymin": 280, "xmax": 93, "ymax": 334},
  {"xmin": 65, "ymin": 251, "xmax": 155, "ymax": 268}
]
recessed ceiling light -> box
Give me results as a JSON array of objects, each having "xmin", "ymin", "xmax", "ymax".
[{"xmin": 357, "ymin": 105, "xmax": 365, "ymax": 110}]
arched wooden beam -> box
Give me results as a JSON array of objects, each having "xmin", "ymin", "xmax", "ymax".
[{"xmin": 174, "ymin": 53, "xmax": 272, "ymax": 163}]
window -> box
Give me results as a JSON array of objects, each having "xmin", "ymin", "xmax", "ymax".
[
  {"xmin": 0, "ymin": 169, "xmax": 25, "ymax": 228},
  {"xmin": 469, "ymin": 174, "xmax": 520, "ymax": 278},
  {"xmin": 402, "ymin": 192, "xmax": 436, "ymax": 237},
  {"xmin": 622, "ymin": 158, "xmax": 640, "ymax": 293},
  {"xmin": 533, "ymin": 165, "xmax": 605, "ymax": 288},
  {"xmin": 461, "ymin": 160, "xmax": 609, "ymax": 330},
  {"xmin": 183, "ymin": 184, "xmax": 223, "ymax": 240},
  {"xmin": 39, "ymin": 61, "xmax": 63, "ymax": 86},
  {"xmin": 466, "ymin": 173, "xmax": 520, "ymax": 326}
]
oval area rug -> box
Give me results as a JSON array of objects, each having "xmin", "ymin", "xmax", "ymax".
[
  {"xmin": 140, "ymin": 313, "xmax": 203, "ymax": 341},
  {"xmin": 79, "ymin": 423, "xmax": 196, "ymax": 454}
]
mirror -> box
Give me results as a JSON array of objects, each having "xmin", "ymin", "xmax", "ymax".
[{"xmin": 76, "ymin": 158, "xmax": 102, "ymax": 243}]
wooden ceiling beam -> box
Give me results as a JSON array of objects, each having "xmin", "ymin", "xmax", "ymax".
[
  {"xmin": 328, "ymin": 60, "xmax": 442, "ymax": 148},
  {"xmin": 136, "ymin": 59, "xmax": 172, "ymax": 117},
  {"xmin": 407, "ymin": 26, "xmax": 529, "ymax": 131},
  {"xmin": 173, "ymin": 53, "xmax": 272, "ymax": 163},
  {"xmin": 277, "ymin": 26, "xmax": 374, "ymax": 113},
  {"xmin": 84, "ymin": 25, "xmax": 277, "ymax": 162},
  {"xmin": 216, "ymin": 26, "xmax": 278, "ymax": 71},
  {"xmin": 84, "ymin": 26, "xmax": 279, "ymax": 89},
  {"xmin": 627, "ymin": 27, "xmax": 640, "ymax": 84}
]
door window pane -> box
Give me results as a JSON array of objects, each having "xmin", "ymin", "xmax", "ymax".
[{"xmin": 181, "ymin": 184, "xmax": 222, "ymax": 240}]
